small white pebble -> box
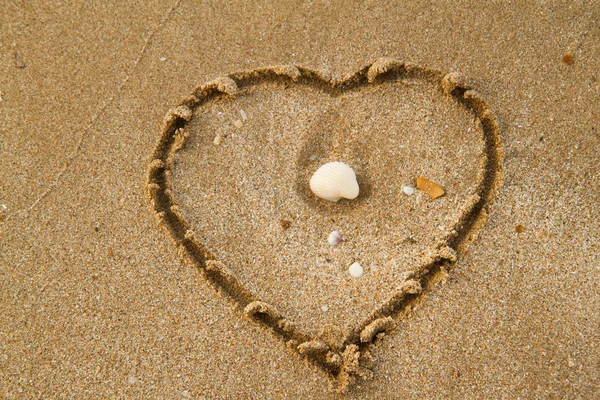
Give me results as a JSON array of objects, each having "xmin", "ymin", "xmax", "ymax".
[
  {"xmin": 128, "ymin": 376, "xmax": 137, "ymax": 384},
  {"xmin": 415, "ymin": 192, "xmax": 423, "ymax": 204},
  {"xmin": 438, "ymin": 225, "xmax": 445, "ymax": 231},
  {"xmin": 1, "ymin": 204, "xmax": 6, "ymax": 210},
  {"xmin": 402, "ymin": 185, "xmax": 415, "ymax": 195},
  {"xmin": 308, "ymin": 154, "xmax": 318, "ymax": 161},
  {"xmin": 321, "ymin": 305, "xmax": 329, "ymax": 312},
  {"xmin": 159, "ymin": 57, "xmax": 167, "ymax": 61},
  {"xmin": 233, "ymin": 119, "xmax": 243, "ymax": 128},
  {"xmin": 328, "ymin": 231, "xmax": 343, "ymax": 246},
  {"xmin": 240, "ymin": 109, "xmax": 248, "ymax": 121},
  {"xmin": 213, "ymin": 135, "xmax": 222, "ymax": 145},
  {"xmin": 349, "ymin": 262, "xmax": 363, "ymax": 278}
]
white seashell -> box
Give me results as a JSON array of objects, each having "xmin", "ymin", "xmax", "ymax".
[
  {"xmin": 309, "ymin": 162, "xmax": 359, "ymax": 202},
  {"xmin": 328, "ymin": 231, "xmax": 343, "ymax": 246},
  {"xmin": 349, "ymin": 262, "xmax": 363, "ymax": 278},
  {"xmin": 402, "ymin": 185, "xmax": 415, "ymax": 195}
]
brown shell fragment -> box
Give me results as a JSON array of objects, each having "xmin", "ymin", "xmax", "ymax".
[
  {"xmin": 416, "ymin": 177, "xmax": 445, "ymax": 199},
  {"xmin": 280, "ymin": 219, "xmax": 291, "ymax": 230},
  {"xmin": 515, "ymin": 224, "xmax": 524, "ymax": 233},
  {"xmin": 562, "ymin": 53, "xmax": 574, "ymax": 65}
]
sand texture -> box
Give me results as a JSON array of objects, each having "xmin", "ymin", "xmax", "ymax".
[{"xmin": 1, "ymin": 1, "xmax": 599, "ymax": 398}]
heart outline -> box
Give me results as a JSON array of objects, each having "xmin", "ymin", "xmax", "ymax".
[{"xmin": 145, "ymin": 58, "xmax": 503, "ymax": 391}]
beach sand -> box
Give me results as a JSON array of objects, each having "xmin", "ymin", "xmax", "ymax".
[{"xmin": 1, "ymin": 1, "xmax": 598, "ymax": 398}]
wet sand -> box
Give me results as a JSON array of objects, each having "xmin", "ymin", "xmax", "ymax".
[{"xmin": 1, "ymin": 1, "xmax": 598, "ymax": 398}]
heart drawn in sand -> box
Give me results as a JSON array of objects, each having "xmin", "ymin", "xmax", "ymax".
[{"xmin": 146, "ymin": 58, "xmax": 503, "ymax": 391}]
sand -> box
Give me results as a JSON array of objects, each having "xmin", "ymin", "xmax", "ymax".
[{"xmin": 1, "ymin": 1, "xmax": 599, "ymax": 398}]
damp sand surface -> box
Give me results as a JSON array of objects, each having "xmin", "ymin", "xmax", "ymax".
[{"xmin": 1, "ymin": 1, "xmax": 599, "ymax": 398}]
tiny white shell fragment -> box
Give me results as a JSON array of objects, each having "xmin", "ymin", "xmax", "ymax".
[
  {"xmin": 240, "ymin": 109, "xmax": 248, "ymax": 120},
  {"xmin": 309, "ymin": 162, "xmax": 359, "ymax": 202},
  {"xmin": 321, "ymin": 305, "xmax": 329, "ymax": 312},
  {"xmin": 213, "ymin": 134, "xmax": 222, "ymax": 145},
  {"xmin": 328, "ymin": 231, "xmax": 343, "ymax": 246},
  {"xmin": 402, "ymin": 185, "xmax": 415, "ymax": 195},
  {"xmin": 349, "ymin": 262, "xmax": 363, "ymax": 278}
]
